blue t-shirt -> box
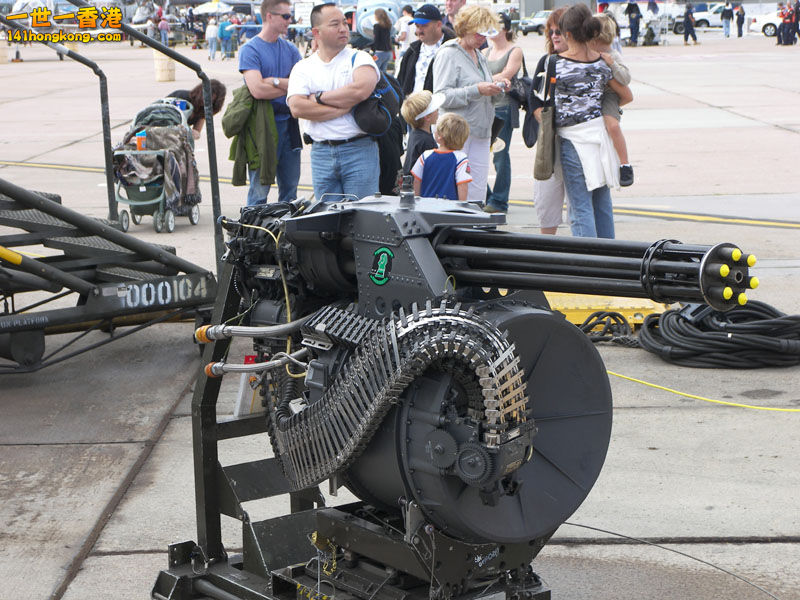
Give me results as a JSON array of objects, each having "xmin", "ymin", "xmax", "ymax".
[
  {"xmin": 411, "ymin": 149, "xmax": 472, "ymax": 201},
  {"xmin": 218, "ymin": 20, "xmax": 233, "ymax": 39},
  {"xmin": 238, "ymin": 36, "xmax": 302, "ymax": 120},
  {"xmin": 242, "ymin": 23, "xmax": 258, "ymax": 39}
]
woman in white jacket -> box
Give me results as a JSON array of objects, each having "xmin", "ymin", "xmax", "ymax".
[{"xmin": 433, "ymin": 6, "xmax": 509, "ymax": 203}]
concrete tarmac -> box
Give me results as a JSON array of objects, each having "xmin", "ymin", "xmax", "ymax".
[{"xmin": 1, "ymin": 29, "xmax": 799, "ymax": 600}]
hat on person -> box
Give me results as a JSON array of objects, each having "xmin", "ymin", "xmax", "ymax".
[
  {"xmin": 416, "ymin": 92, "xmax": 446, "ymax": 120},
  {"xmin": 410, "ymin": 4, "xmax": 442, "ymax": 24}
]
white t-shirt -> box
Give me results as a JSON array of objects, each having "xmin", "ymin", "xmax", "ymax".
[
  {"xmin": 396, "ymin": 15, "xmax": 412, "ymax": 54},
  {"xmin": 413, "ymin": 37, "xmax": 442, "ymax": 93},
  {"xmin": 287, "ymin": 47, "xmax": 380, "ymax": 142}
]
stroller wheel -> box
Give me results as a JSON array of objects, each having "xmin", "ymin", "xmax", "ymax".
[
  {"xmin": 119, "ymin": 210, "xmax": 130, "ymax": 232},
  {"xmin": 131, "ymin": 212, "xmax": 142, "ymax": 225},
  {"xmin": 164, "ymin": 209, "xmax": 176, "ymax": 233},
  {"xmin": 189, "ymin": 204, "xmax": 200, "ymax": 225},
  {"xmin": 154, "ymin": 211, "xmax": 165, "ymax": 233}
]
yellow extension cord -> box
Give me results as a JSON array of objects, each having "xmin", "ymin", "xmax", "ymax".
[{"xmin": 608, "ymin": 370, "xmax": 800, "ymax": 413}]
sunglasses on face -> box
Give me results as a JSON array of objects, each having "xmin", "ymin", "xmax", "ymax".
[
  {"xmin": 549, "ymin": 28, "xmax": 561, "ymax": 36},
  {"xmin": 270, "ymin": 12, "xmax": 293, "ymax": 20}
]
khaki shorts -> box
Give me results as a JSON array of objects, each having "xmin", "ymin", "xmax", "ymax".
[{"xmin": 602, "ymin": 90, "xmax": 622, "ymax": 122}]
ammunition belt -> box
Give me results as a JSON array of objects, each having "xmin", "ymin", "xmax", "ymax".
[{"xmin": 272, "ymin": 302, "xmax": 529, "ymax": 490}]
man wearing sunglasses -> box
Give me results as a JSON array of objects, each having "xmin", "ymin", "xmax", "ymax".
[
  {"xmin": 238, "ymin": 0, "xmax": 303, "ymax": 205},
  {"xmin": 396, "ymin": 4, "xmax": 454, "ymax": 96},
  {"xmin": 287, "ymin": 3, "xmax": 381, "ymax": 202}
]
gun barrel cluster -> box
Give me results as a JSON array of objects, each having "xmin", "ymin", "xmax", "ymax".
[{"xmin": 437, "ymin": 229, "xmax": 757, "ymax": 311}]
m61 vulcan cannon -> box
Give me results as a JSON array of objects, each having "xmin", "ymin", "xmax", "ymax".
[{"xmin": 155, "ymin": 188, "xmax": 757, "ymax": 600}]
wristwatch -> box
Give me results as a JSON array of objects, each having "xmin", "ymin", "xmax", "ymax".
[
  {"xmin": 315, "ymin": 90, "xmax": 326, "ymax": 105},
  {"xmin": 272, "ymin": 77, "xmax": 280, "ymax": 88}
]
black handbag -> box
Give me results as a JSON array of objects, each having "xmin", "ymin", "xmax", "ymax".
[
  {"xmin": 507, "ymin": 56, "xmax": 532, "ymax": 106},
  {"xmin": 520, "ymin": 57, "xmax": 540, "ymax": 148}
]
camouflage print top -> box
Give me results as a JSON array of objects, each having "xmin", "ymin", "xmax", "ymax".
[{"xmin": 553, "ymin": 56, "xmax": 612, "ymax": 128}]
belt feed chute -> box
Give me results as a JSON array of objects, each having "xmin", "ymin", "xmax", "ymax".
[{"xmin": 270, "ymin": 300, "xmax": 530, "ymax": 491}]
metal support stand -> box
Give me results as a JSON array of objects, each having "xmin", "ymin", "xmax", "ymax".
[{"xmin": 152, "ymin": 264, "xmax": 550, "ymax": 600}]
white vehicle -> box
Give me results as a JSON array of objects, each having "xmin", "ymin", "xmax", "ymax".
[
  {"xmin": 748, "ymin": 11, "xmax": 781, "ymax": 36},
  {"xmin": 690, "ymin": 2, "xmax": 728, "ymax": 27},
  {"xmin": 672, "ymin": 2, "xmax": 739, "ymax": 34},
  {"xmin": 519, "ymin": 10, "xmax": 550, "ymax": 35}
]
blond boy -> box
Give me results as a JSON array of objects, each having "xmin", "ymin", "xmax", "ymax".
[{"xmin": 410, "ymin": 113, "xmax": 472, "ymax": 202}]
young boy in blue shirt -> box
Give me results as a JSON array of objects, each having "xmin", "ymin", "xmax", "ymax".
[{"xmin": 410, "ymin": 113, "xmax": 472, "ymax": 202}]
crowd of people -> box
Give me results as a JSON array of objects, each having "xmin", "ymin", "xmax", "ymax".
[{"xmin": 216, "ymin": 0, "xmax": 640, "ymax": 241}]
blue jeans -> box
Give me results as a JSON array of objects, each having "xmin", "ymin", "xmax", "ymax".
[
  {"xmin": 374, "ymin": 50, "xmax": 392, "ymax": 73},
  {"xmin": 160, "ymin": 29, "xmax": 168, "ymax": 46},
  {"xmin": 722, "ymin": 19, "xmax": 731, "ymax": 37},
  {"xmin": 310, "ymin": 136, "xmax": 379, "ymax": 202},
  {"xmin": 560, "ymin": 138, "xmax": 614, "ymax": 239},
  {"xmin": 208, "ymin": 37, "xmax": 217, "ymax": 59},
  {"xmin": 220, "ymin": 37, "xmax": 231, "ymax": 58},
  {"xmin": 486, "ymin": 104, "xmax": 512, "ymax": 212},
  {"xmin": 247, "ymin": 118, "xmax": 301, "ymax": 206}
]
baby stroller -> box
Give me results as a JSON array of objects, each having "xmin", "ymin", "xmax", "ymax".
[{"xmin": 113, "ymin": 98, "xmax": 202, "ymax": 233}]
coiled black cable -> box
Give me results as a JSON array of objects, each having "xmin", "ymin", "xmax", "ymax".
[
  {"xmin": 579, "ymin": 311, "xmax": 640, "ymax": 347},
  {"xmin": 638, "ymin": 300, "xmax": 800, "ymax": 368}
]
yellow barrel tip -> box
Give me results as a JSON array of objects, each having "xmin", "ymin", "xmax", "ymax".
[
  {"xmin": 737, "ymin": 293, "xmax": 748, "ymax": 306},
  {"xmin": 195, "ymin": 325, "xmax": 211, "ymax": 344},
  {"xmin": 722, "ymin": 287, "xmax": 733, "ymax": 300},
  {"xmin": 719, "ymin": 264, "xmax": 730, "ymax": 277},
  {"xmin": 204, "ymin": 363, "xmax": 219, "ymax": 378},
  {"xmin": 747, "ymin": 254, "xmax": 756, "ymax": 267},
  {"xmin": 749, "ymin": 277, "xmax": 759, "ymax": 289},
  {"xmin": 731, "ymin": 248, "xmax": 742, "ymax": 262}
]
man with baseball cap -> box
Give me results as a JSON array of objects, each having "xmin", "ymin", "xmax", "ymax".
[{"xmin": 396, "ymin": 4, "xmax": 454, "ymax": 96}]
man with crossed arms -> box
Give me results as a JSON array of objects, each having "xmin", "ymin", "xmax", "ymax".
[{"xmin": 287, "ymin": 3, "xmax": 380, "ymax": 202}]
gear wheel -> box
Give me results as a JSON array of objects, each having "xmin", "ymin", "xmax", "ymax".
[
  {"xmin": 455, "ymin": 442, "xmax": 494, "ymax": 486},
  {"xmin": 424, "ymin": 429, "xmax": 458, "ymax": 469}
]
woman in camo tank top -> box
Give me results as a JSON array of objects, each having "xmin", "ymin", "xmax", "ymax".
[{"xmin": 550, "ymin": 4, "xmax": 632, "ymax": 239}]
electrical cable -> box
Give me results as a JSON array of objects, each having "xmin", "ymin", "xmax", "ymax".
[
  {"xmin": 563, "ymin": 522, "xmax": 783, "ymax": 600},
  {"xmin": 578, "ymin": 311, "xmax": 640, "ymax": 347},
  {"xmin": 223, "ymin": 218, "xmax": 308, "ymax": 378},
  {"xmin": 576, "ymin": 303, "xmax": 799, "ymax": 411},
  {"xmin": 606, "ymin": 370, "xmax": 800, "ymax": 413},
  {"xmin": 638, "ymin": 301, "xmax": 800, "ymax": 369}
]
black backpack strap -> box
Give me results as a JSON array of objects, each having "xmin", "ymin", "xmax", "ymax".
[{"xmin": 543, "ymin": 54, "xmax": 556, "ymax": 105}]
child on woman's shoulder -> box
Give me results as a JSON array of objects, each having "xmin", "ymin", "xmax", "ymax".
[
  {"xmin": 592, "ymin": 13, "xmax": 634, "ymax": 187},
  {"xmin": 410, "ymin": 113, "xmax": 472, "ymax": 202}
]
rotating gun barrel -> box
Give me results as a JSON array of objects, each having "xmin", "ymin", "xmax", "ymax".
[{"xmin": 437, "ymin": 228, "xmax": 757, "ymax": 311}]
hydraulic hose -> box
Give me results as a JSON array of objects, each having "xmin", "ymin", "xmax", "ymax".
[
  {"xmin": 195, "ymin": 313, "xmax": 314, "ymax": 343},
  {"xmin": 204, "ymin": 349, "xmax": 309, "ymax": 378}
]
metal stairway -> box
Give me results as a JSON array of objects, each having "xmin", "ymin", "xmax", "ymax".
[{"xmin": 0, "ymin": 179, "xmax": 217, "ymax": 373}]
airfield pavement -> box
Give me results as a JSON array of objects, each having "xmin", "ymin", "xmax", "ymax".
[{"xmin": 0, "ymin": 26, "xmax": 799, "ymax": 600}]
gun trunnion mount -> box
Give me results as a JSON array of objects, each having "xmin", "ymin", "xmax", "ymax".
[{"xmin": 154, "ymin": 191, "xmax": 756, "ymax": 600}]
